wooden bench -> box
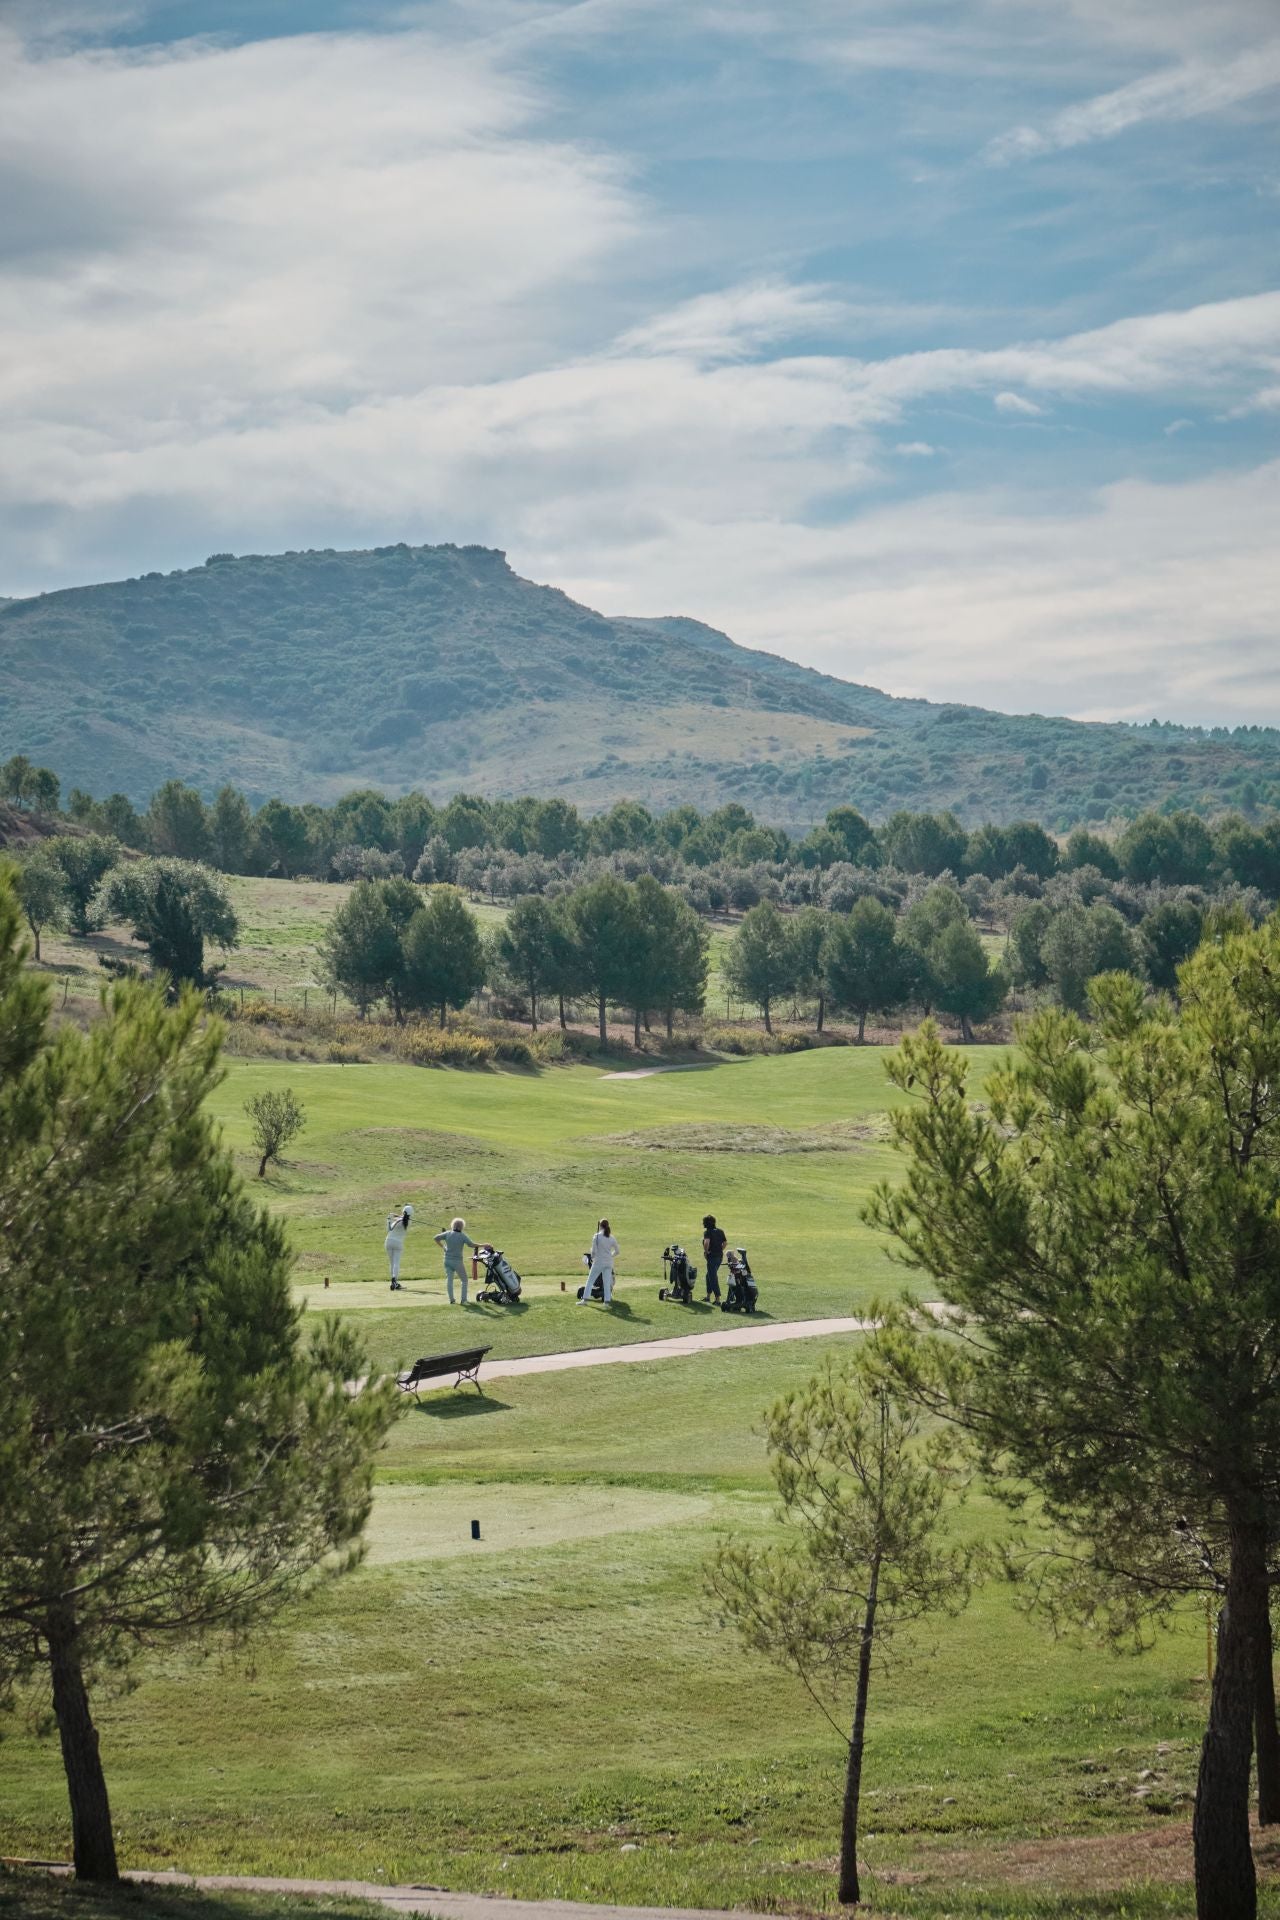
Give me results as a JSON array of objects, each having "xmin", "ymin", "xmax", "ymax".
[{"xmin": 396, "ymin": 1346, "xmax": 492, "ymax": 1396}]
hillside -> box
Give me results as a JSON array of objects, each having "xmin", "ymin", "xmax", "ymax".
[{"xmin": 2, "ymin": 541, "xmax": 1277, "ymax": 827}]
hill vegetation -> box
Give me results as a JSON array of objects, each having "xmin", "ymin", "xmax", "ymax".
[{"xmin": 2, "ymin": 542, "xmax": 1278, "ymax": 826}]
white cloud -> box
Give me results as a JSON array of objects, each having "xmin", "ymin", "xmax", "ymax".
[
  {"xmin": 1, "ymin": 12, "xmax": 1278, "ymax": 730},
  {"xmin": 985, "ymin": 37, "xmax": 1280, "ymax": 163},
  {"xmin": 575, "ymin": 461, "xmax": 1280, "ymax": 729},
  {"xmin": 615, "ymin": 279, "xmax": 845, "ymax": 362},
  {"xmin": 0, "ymin": 21, "xmax": 639, "ymax": 424}
]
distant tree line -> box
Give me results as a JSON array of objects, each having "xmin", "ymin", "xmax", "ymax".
[
  {"xmin": 9, "ymin": 754, "xmax": 1280, "ymax": 1038},
  {"xmin": 10, "ymin": 755, "xmax": 1280, "ymax": 900}
]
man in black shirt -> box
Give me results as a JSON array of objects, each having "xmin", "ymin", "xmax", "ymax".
[{"xmin": 702, "ymin": 1214, "xmax": 727, "ymax": 1302}]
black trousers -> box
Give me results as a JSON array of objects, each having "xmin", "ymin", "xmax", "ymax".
[{"xmin": 705, "ymin": 1259, "xmax": 722, "ymax": 1300}]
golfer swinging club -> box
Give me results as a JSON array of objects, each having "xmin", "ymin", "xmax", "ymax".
[
  {"xmin": 385, "ymin": 1203, "xmax": 414, "ymax": 1290},
  {"xmin": 581, "ymin": 1217, "xmax": 619, "ymax": 1305}
]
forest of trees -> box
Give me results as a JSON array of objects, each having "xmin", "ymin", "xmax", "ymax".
[{"xmin": 8, "ymin": 753, "xmax": 1280, "ymax": 1042}]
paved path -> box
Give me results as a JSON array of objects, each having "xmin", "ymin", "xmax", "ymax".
[
  {"xmin": 96, "ymin": 1868, "xmax": 765, "ymax": 1920},
  {"xmin": 478, "ymin": 1315, "xmax": 872, "ymax": 1381}
]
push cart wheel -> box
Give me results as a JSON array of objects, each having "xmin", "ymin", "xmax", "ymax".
[{"xmin": 659, "ymin": 1288, "xmax": 667, "ymax": 1300}]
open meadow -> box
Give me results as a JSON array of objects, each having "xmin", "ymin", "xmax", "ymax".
[{"xmin": 2, "ymin": 1041, "xmax": 1270, "ymax": 1918}]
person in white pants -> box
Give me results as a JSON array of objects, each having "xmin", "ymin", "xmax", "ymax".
[
  {"xmin": 385, "ymin": 1204, "xmax": 414, "ymax": 1290},
  {"xmin": 581, "ymin": 1218, "xmax": 619, "ymax": 1304},
  {"xmin": 434, "ymin": 1217, "xmax": 478, "ymax": 1304}
]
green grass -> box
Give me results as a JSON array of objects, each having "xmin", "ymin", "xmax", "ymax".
[
  {"xmin": 0, "ymin": 1870, "xmax": 384, "ymax": 1920},
  {"xmin": 210, "ymin": 1046, "xmax": 960, "ymax": 1369},
  {"xmin": 3, "ymin": 1043, "xmax": 1262, "ymax": 1918}
]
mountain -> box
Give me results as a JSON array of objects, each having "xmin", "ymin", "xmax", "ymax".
[{"xmin": 2, "ymin": 541, "xmax": 1277, "ymax": 828}]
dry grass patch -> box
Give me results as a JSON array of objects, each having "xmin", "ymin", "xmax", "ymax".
[{"xmin": 596, "ymin": 1120, "xmax": 890, "ymax": 1154}]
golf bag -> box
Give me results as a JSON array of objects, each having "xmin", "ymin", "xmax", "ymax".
[
  {"xmin": 659, "ymin": 1243, "xmax": 698, "ymax": 1305},
  {"xmin": 721, "ymin": 1247, "xmax": 759, "ymax": 1314},
  {"xmin": 475, "ymin": 1244, "xmax": 523, "ymax": 1305}
]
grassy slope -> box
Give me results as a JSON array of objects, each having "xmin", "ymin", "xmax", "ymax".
[{"xmin": 3, "ymin": 1044, "xmax": 1269, "ymax": 1918}]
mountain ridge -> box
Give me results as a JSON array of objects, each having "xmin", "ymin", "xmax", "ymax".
[{"xmin": 2, "ymin": 541, "xmax": 1276, "ymax": 827}]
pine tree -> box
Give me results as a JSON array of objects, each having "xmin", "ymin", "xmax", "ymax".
[
  {"xmin": 492, "ymin": 895, "xmax": 560, "ymax": 1030},
  {"xmin": 822, "ymin": 898, "xmax": 908, "ymax": 1042},
  {"xmin": 95, "ymin": 857, "xmax": 239, "ymax": 989},
  {"xmin": 401, "ymin": 885, "xmax": 486, "ymax": 1027},
  {"xmin": 708, "ymin": 1350, "xmax": 978, "ymax": 1903},
  {"xmin": 0, "ymin": 865, "xmax": 397, "ymax": 1881},
  {"xmin": 868, "ymin": 922, "xmax": 1280, "ymax": 1920},
  {"xmin": 723, "ymin": 899, "xmax": 793, "ymax": 1033}
]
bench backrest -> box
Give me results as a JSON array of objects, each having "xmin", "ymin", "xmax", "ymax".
[{"xmin": 404, "ymin": 1346, "xmax": 491, "ymax": 1381}]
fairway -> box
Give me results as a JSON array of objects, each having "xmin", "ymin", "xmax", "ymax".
[
  {"xmin": 0, "ymin": 1043, "xmax": 1244, "ymax": 1915},
  {"xmin": 207, "ymin": 1045, "xmax": 952, "ymax": 1371}
]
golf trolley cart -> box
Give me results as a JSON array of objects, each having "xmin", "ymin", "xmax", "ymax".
[
  {"xmin": 659, "ymin": 1243, "xmax": 699, "ymax": 1305},
  {"xmin": 475, "ymin": 1244, "xmax": 523, "ymax": 1305},
  {"xmin": 720, "ymin": 1247, "xmax": 759, "ymax": 1314}
]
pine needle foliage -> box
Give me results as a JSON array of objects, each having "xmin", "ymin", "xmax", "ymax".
[
  {"xmin": 707, "ymin": 1349, "xmax": 978, "ymax": 1903},
  {"xmin": 0, "ymin": 864, "xmax": 398, "ymax": 1882},
  {"xmin": 866, "ymin": 920, "xmax": 1280, "ymax": 1920}
]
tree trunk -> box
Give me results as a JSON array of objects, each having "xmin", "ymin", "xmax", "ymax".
[
  {"xmin": 839, "ymin": 1562, "xmax": 880, "ymax": 1904},
  {"xmin": 1194, "ymin": 1524, "xmax": 1267, "ymax": 1920},
  {"xmin": 1256, "ymin": 1612, "xmax": 1280, "ymax": 1825},
  {"xmin": 858, "ymin": 1008, "xmax": 867, "ymax": 1044},
  {"xmin": 816, "ymin": 990, "xmax": 825, "ymax": 1035},
  {"xmin": 633, "ymin": 1007, "xmax": 641, "ymax": 1047},
  {"xmin": 439, "ymin": 1003, "xmax": 446, "ymax": 1029},
  {"xmin": 960, "ymin": 1011, "xmax": 974, "ymax": 1044},
  {"xmin": 46, "ymin": 1606, "xmax": 118, "ymax": 1883},
  {"xmin": 598, "ymin": 993, "xmax": 607, "ymax": 1046},
  {"xmin": 666, "ymin": 1004, "xmax": 674, "ymax": 1039},
  {"xmin": 527, "ymin": 973, "xmax": 538, "ymax": 1031},
  {"xmin": 257, "ymin": 1151, "xmax": 269, "ymax": 1178},
  {"xmin": 32, "ymin": 923, "xmax": 42, "ymax": 962},
  {"xmin": 762, "ymin": 998, "xmax": 772, "ymax": 1035},
  {"xmin": 558, "ymin": 993, "xmax": 567, "ymax": 1031}
]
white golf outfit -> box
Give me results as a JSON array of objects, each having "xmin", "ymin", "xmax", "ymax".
[
  {"xmin": 385, "ymin": 1210, "xmax": 411, "ymax": 1282},
  {"xmin": 582, "ymin": 1230, "xmax": 619, "ymax": 1303}
]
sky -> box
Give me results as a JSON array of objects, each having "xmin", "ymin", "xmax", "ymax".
[{"xmin": 0, "ymin": 0, "xmax": 1277, "ymax": 726}]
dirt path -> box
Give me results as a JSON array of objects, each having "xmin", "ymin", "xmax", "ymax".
[
  {"xmin": 92, "ymin": 1868, "xmax": 766, "ymax": 1920},
  {"xmin": 477, "ymin": 1315, "xmax": 872, "ymax": 1380}
]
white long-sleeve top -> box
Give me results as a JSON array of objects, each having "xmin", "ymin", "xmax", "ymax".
[
  {"xmin": 385, "ymin": 1213, "xmax": 411, "ymax": 1248},
  {"xmin": 589, "ymin": 1231, "xmax": 619, "ymax": 1268}
]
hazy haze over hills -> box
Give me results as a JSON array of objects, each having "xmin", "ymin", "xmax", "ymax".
[{"xmin": 2, "ymin": 542, "xmax": 1277, "ymax": 828}]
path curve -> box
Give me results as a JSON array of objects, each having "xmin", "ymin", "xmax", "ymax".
[
  {"xmin": 65, "ymin": 1868, "xmax": 767, "ymax": 1920},
  {"xmin": 478, "ymin": 1315, "xmax": 871, "ymax": 1380}
]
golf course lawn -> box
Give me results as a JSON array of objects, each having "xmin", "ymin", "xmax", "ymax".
[
  {"xmin": 207, "ymin": 1045, "xmax": 951, "ymax": 1371},
  {"xmin": 3, "ymin": 1043, "xmax": 1268, "ymax": 1917}
]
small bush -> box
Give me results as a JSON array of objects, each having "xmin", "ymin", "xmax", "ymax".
[
  {"xmin": 704, "ymin": 1026, "xmax": 784, "ymax": 1055},
  {"xmin": 396, "ymin": 1024, "xmax": 495, "ymax": 1067}
]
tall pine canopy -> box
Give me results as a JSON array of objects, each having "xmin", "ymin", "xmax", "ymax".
[
  {"xmin": 0, "ymin": 864, "xmax": 398, "ymax": 1882},
  {"xmin": 869, "ymin": 919, "xmax": 1280, "ymax": 1920}
]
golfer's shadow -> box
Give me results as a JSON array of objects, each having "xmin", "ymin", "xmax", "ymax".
[{"xmin": 463, "ymin": 1299, "xmax": 529, "ymax": 1319}]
